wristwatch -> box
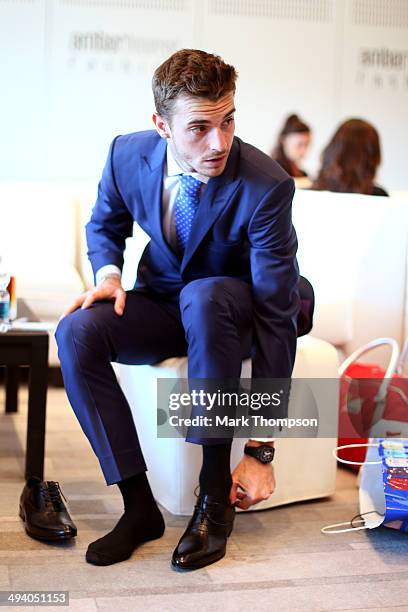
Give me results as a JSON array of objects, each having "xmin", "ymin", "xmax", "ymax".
[{"xmin": 244, "ymin": 444, "xmax": 275, "ymax": 464}]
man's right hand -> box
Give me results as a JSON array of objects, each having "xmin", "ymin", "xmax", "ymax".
[{"xmin": 60, "ymin": 275, "xmax": 126, "ymax": 320}]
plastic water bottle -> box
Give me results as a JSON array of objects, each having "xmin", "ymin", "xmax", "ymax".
[{"xmin": 0, "ymin": 256, "xmax": 10, "ymax": 323}]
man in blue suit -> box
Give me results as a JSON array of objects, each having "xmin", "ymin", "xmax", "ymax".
[{"xmin": 56, "ymin": 49, "xmax": 313, "ymax": 570}]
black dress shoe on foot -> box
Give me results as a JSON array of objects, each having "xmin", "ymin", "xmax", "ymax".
[
  {"xmin": 19, "ymin": 477, "xmax": 77, "ymax": 542},
  {"xmin": 171, "ymin": 493, "xmax": 235, "ymax": 571}
]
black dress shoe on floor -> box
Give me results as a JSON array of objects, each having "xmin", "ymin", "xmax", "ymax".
[
  {"xmin": 19, "ymin": 477, "xmax": 77, "ymax": 542},
  {"xmin": 171, "ymin": 493, "xmax": 235, "ymax": 571}
]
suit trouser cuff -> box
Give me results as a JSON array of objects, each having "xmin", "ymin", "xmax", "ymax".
[{"xmin": 99, "ymin": 449, "xmax": 147, "ymax": 485}]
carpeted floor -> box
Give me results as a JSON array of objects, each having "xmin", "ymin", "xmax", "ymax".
[{"xmin": 1, "ymin": 386, "xmax": 408, "ymax": 612}]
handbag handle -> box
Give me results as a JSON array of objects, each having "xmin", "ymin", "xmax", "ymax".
[
  {"xmin": 324, "ymin": 441, "xmax": 387, "ymax": 535},
  {"xmin": 396, "ymin": 338, "xmax": 408, "ymax": 375},
  {"xmin": 338, "ymin": 337, "xmax": 400, "ymax": 403},
  {"xmin": 332, "ymin": 442, "xmax": 381, "ymax": 465},
  {"xmin": 321, "ymin": 517, "xmax": 368, "ymax": 534},
  {"xmin": 321, "ymin": 511, "xmax": 385, "ymax": 534}
]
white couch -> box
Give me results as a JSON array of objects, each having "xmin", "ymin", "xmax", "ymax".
[{"xmin": 293, "ymin": 190, "xmax": 408, "ymax": 368}]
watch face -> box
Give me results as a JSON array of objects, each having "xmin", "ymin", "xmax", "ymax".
[{"xmin": 260, "ymin": 447, "xmax": 274, "ymax": 462}]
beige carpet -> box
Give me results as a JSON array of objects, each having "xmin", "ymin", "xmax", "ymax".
[{"xmin": 1, "ymin": 386, "xmax": 408, "ymax": 612}]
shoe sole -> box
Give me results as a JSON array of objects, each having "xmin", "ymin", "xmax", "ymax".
[{"xmin": 19, "ymin": 505, "xmax": 76, "ymax": 542}]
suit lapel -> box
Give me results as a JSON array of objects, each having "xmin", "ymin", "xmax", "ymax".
[
  {"xmin": 181, "ymin": 138, "xmax": 242, "ymax": 274},
  {"xmin": 139, "ymin": 137, "xmax": 180, "ymax": 267}
]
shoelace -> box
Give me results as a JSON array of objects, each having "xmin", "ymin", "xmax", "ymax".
[
  {"xmin": 191, "ymin": 485, "xmax": 234, "ymax": 527},
  {"xmin": 40, "ymin": 481, "xmax": 67, "ymax": 511},
  {"xmin": 194, "ymin": 508, "xmax": 232, "ymax": 528}
]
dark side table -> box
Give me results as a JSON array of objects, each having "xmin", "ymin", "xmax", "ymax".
[{"xmin": 0, "ymin": 299, "xmax": 49, "ymax": 479}]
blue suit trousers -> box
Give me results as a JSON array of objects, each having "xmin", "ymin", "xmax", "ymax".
[{"xmin": 55, "ymin": 277, "xmax": 253, "ymax": 485}]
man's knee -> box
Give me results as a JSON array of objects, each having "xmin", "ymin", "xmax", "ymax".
[
  {"xmin": 180, "ymin": 276, "xmax": 249, "ymax": 311},
  {"xmin": 55, "ymin": 306, "xmax": 107, "ymax": 354},
  {"xmin": 179, "ymin": 277, "xmax": 251, "ymax": 337}
]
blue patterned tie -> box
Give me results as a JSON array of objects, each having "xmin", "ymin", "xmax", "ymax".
[{"xmin": 174, "ymin": 174, "xmax": 202, "ymax": 252}]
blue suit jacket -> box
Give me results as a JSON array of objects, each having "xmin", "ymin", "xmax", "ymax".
[{"xmin": 86, "ymin": 130, "xmax": 302, "ymax": 378}]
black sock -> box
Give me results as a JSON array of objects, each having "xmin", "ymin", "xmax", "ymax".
[
  {"xmin": 117, "ymin": 471, "xmax": 157, "ymax": 512},
  {"xmin": 199, "ymin": 444, "xmax": 232, "ymax": 503},
  {"xmin": 86, "ymin": 472, "xmax": 165, "ymax": 566}
]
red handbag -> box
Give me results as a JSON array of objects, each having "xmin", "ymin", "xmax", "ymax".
[{"xmin": 338, "ymin": 338, "xmax": 406, "ymax": 471}]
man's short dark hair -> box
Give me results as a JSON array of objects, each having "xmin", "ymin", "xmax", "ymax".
[{"xmin": 152, "ymin": 49, "xmax": 237, "ymax": 122}]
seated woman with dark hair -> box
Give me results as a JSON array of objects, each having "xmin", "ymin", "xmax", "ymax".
[
  {"xmin": 271, "ymin": 114, "xmax": 312, "ymax": 186},
  {"xmin": 313, "ymin": 118, "xmax": 388, "ymax": 196}
]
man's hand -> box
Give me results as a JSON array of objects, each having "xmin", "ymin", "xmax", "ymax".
[
  {"xmin": 60, "ymin": 274, "xmax": 126, "ymax": 319},
  {"xmin": 230, "ymin": 441, "xmax": 276, "ymax": 510}
]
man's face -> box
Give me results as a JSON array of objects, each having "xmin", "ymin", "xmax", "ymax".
[{"xmin": 153, "ymin": 92, "xmax": 236, "ymax": 178}]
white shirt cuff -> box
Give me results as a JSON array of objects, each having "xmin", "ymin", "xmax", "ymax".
[{"xmin": 95, "ymin": 264, "xmax": 122, "ymax": 285}]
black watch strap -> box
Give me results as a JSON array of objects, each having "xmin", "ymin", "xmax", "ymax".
[{"xmin": 244, "ymin": 444, "xmax": 275, "ymax": 464}]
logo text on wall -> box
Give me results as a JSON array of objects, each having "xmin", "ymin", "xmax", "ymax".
[
  {"xmin": 356, "ymin": 47, "xmax": 408, "ymax": 91},
  {"xmin": 67, "ymin": 32, "xmax": 177, "ymax": 75}
]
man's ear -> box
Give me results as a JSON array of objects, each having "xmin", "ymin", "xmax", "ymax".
[{"xmin": 152, "ymin": 112, "xmax": 171, "ymax": 139}]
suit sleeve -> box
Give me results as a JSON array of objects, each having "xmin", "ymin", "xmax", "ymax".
[
  {"xmin": 85, "ymin": 136, "xmax": 134, "ymax": 282},
  {"xmin": 248, "ymin": 177, "xmax": 300, "ymax": 378}
]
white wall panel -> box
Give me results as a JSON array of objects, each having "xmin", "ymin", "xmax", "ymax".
[
  {"xmin": 0, "ymin": 0, "xmax": 47, "ymax": 180},
  {"xmin": 45, "ymin": 0, "xmax": 195, "ymax": 181},
  {"xmin": 338, "ymin": 0, "xmax": 408, "ymax": 190},
  {"xmin": 0, "ymin": 0, "xmax": 407, "ymax": 189},
  {"xmin": 199, "ymin": 0, "xmax": 340, "ymax": 178}
]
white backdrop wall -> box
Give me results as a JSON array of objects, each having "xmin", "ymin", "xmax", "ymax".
[{"xmin": 1, "ymin": 0, "xmax": 407, "ymax": 190}]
